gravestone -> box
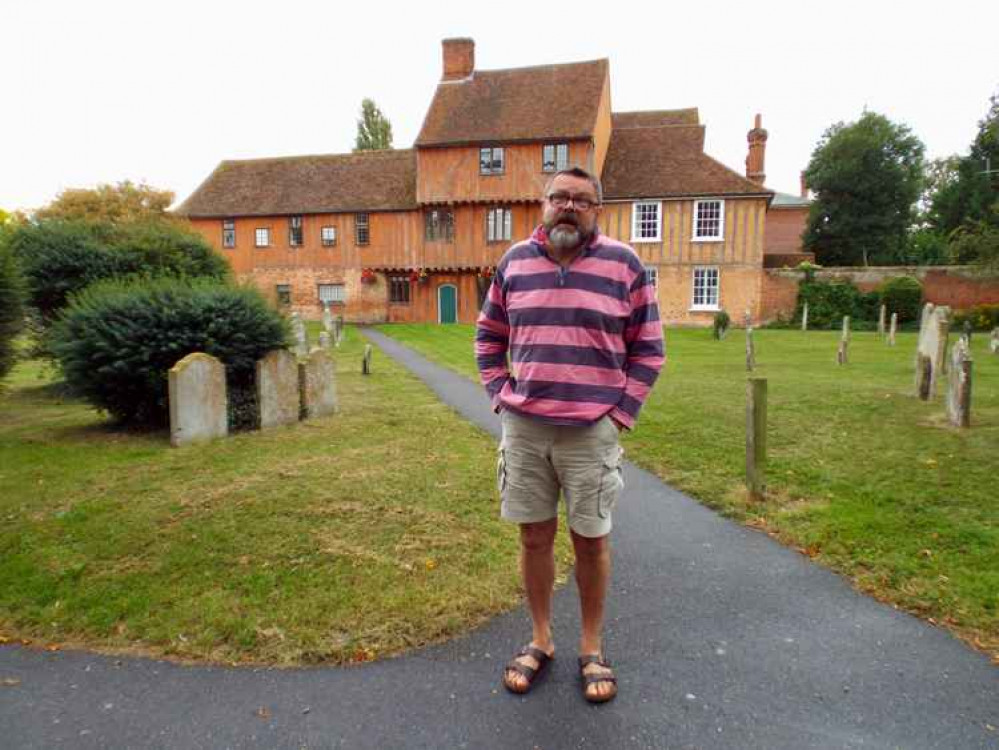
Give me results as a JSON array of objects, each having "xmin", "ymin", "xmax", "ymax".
[
  {"xmin": 319, "ymin": 331, "xmax": 332, "ymax": 350},
  {"xmin": 745, "ymin": 326, "xmax": 755, "ymax": 372},
  {"xmin": 878, "ymin": 304, "xmax": 886, "ymax": 338},
  {"xmin": 334, "ymin": 316, "xmax": 345, "ymax": 347},
  {"xmin": 291, "ymin": 312, "xmax": 308, "ymax": 358},
  {"xmin": 256, "ymin": 349, "xmax": 300, "ymax": 429},
  {"xmin": 990, "ymin": 328, "xmax": 999, "ymax": 354},
  {"xmin": 837, "ymin": 315, "xmax": 850, "ymax": 365},
  {"xmin": 299, "ymin": 350, "xmax": 337, "ymax": 419},
  {"xmin": 363, "ymin": 344, "xmax": 373, "ymax": 375},
  {"xmin": 946, "ymin": 338, "xmax": 972, "ymax": 428},
  {"xmin": 322, "ymin": 303, "xmax": 334, "ymax": 335},
  {"xmin": 915, "ymin": 303, "xmax": 951, "ymax": 400},
  {"xmin": 168, "ymin": 353, "xmax": 228, "ymax": 447},
  {"xmin": 889, "ymin": 312, "xmax": 898, "ymax": 346},
  {"xmin": 801, "ymin": 301, "xmax": 808, "ymax": 332}
]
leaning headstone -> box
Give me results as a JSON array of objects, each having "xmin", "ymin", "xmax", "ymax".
[
  {"xmin": 745, "ymin": 326, "xmax": 755, "ymax": 372},
  {"xmin": 362, "ymin": 344, "xmax": 373, "ymax": 375},
  {"xmin": 946, "ymin": 338, "xmax": 972, "ymax": 428},
  {"xmin": 319, "ymin": 331, "xmax": 332, "ymax": 350},
  {"xmin": 322, "ymin": 303, "xmax": 334, "ymax": 335},
  {"xmin": 256, "ymin": 349, "xmax": 299, "ymax": 429},
  {"xmin": 299, "ymin": 350, "xmax": 337, "ymax": 419},
  {"xmin": 990, "ymin": 328, "xmax": 999, "ymax": 354},
  {"xmin": 915, "ymin": 304, "xmax": 951, "ymax": 400},
  {"xmin": 889, "ymin": 313, "xmax": 898, "ymax": 346},
  {"xmin": 962, "ymin": 320, "xmax": 973, "ymax": 346},
  {"xmin": 168, "ymin": 353, "xmax": 228, "ymax": 447},
  {"xmin": 878, "ymin": 305, "xmax": 886, "ymax": 339},
  {"xmin": 291, "ymin": 312, "xmax": 308, "ymax": 358},
  {"xmin": 837, "ymin": 315, "xmax": 850, "ymax": 365},
  {"xmin": 801, "ymin": 302, "xmax": 808, "ymax": 332}
]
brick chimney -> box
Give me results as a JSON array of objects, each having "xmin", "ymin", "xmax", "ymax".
[
  {"xmin": 745, "ymin": 113, "xmax": 768, "ymax": 185},
  {"xmin": 800, "ymin": 171, "xmax": 809, "ymax": 199},
  {"xmin": 441, "ymin": 38, "xmax": 474, "ymax": 81}
]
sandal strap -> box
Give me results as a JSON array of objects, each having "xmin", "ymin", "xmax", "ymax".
[
  {"xmin": 505, "ymin": 661, "xmax": 537, "ymax": 681},
  {"xmin": 519, "ymin": 645, "xmax": 552, "ymax": 664},
  {"xmin": 578, "ymin": 654, "xmax": 611, "ymax": 669},
  {"xmin": 583, "ymin": 673, "xmax": 618, "ymax": 687}
]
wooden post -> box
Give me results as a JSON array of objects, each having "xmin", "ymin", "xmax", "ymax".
[
  {"xmin": 837, "ymin": 315, "xmax": 850, "ymax": 365},
  {"xmin": 746, "ymin": 378, "xmax": 767, "ymax": 502},
  {"xmin": 745, "ymin": 325, "xmax": 755, "ymax": 372},
  {"xmin": 801, "ymin": 301, "xmax": 808, "ymax": 332},
  {"xmin": 889, "ymin": 312, "xmax": 897, "ymax": 346},
  {"xmin": 362, "ymin": 344, "xmax": 372, "ymax": 375},
  {"xmin": 878, "ymin": 304, "xmax": 886, "ymax": 338}
]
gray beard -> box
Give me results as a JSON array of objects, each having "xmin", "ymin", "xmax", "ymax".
[{"xmin": 550, "ymin": 225, "xmax": 583, "ymax": 251}]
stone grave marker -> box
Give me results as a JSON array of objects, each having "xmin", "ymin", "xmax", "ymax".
[
  {"xmin": 319, "ymin": 331, "xmax": 332, "ymax": 350},
  {"xmin": 889, "ymin": 312, "xmax": 898, "ymax": 346},
  {"xmin": 299, "ymin": 349, "xmax": 337, "ymax": 419},
  {"xmin": 915, "ymin": 303, "xmax": 951, "ymax": 400},
  {"xmin": 837, "ymin": 315, "xmax": 850, "ymax": 365},
  {"xmin": 291, "ymin": 312, "xmax": 308, "ymax": 358},
  {"xmin": 745, "ymin": 325, "xmax": 755, "ymax": 372},
  {"xmin": 801, "ymin": 301, "xmax": 808, "ymax": 332},
  {"xmin": 256, "ymin": 349, "xmax": 300, "ymax": 429},
  {"xmin": 946, "ymin": 337, "xmax": 972, "ymax": 428},
  {"xmin": 168, "ymin": 353, "xmax": 228, "ymax": 447},
  {"xmin": 363, "ymin": 344, "xmax": 373, "ymax": 375},
  {"xmin": 990, "ymin": 327, "xmax": 999, "ymax": 354},
  {"xmin": 878, "ymin": 304, "xmax": 886, "ymax": 338},
  {"xmin": 322, "ymin": 303, "xmax": 334, "ymax": 335}
]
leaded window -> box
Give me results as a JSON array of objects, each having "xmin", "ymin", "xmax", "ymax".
[
  {"xmin": 355, "ymin": 213, "xmax": 369, "ymax": 246},
  {"xmin": 222, "ymin": 219, "xmax": 235, "ymax": 248},
  {"xmin": 479, "ymin": 146, "xmax": 505, "ymax": 175},
  {"xmin": 486, "ymin": 207, "xmax": 512, "ymax": 242},
  {"xmin": 289, "ymin": 216, "xmax": 303, "ymax": 246},
  {"xmin": 424, "ymin": 209, "xmax": 455, "ymax": 242},
  {"xmin": 542, "ymin": 143, "xmax": 569, "ymax": 172}
]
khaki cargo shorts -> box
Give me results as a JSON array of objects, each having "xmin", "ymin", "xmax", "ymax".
[{"xmin": 496, "ymin": 409, "xmax": 625, "ymax": 538}]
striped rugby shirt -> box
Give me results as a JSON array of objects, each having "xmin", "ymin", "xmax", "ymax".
[{"xmin": 475, "ymin": 225, "xmax": 664, "ymax": 429}]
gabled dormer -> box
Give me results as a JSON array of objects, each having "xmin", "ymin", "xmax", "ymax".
[{"xmin": 415, "ymin": 38, "xmax": 612, "ymax": 205}]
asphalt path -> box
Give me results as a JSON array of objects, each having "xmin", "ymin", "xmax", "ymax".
[{"xmin": 1, "ymin": 329, "xmax": 996, "ymax": 750}]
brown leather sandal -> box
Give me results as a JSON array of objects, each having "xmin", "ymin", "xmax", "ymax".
[
  {"xmin": 502, "ymin": 644, "xmax": 553, "ymax": 694},
  {"xmin": 578, "ymin": 654, "xmax": 618, "ymax": 703}
]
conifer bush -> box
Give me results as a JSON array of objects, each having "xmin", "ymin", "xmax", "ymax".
[
  {"xmin": 50, "ymin": 278, "xmax": 289, "ymax": 427},
  {"xmin": 0, "ymin": 242, "xmax": 25, "ymax": 382}
]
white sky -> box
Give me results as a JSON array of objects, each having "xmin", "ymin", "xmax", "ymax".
[{"xmin": 4, "ymin": 0, "xmax": 996, "ymax": 213}]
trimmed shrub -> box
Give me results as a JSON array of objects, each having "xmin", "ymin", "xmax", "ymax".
[
  {"xmin": 0, "ymin": 241, "xmax": 25, "ymax": 382},
  {"xmin": 50, "ymin": 278, "xmax": 289, "ymax": 427},
  {"xmin": 951, "ymin": 304, "xmax": 999, "ymax": 332},
  {"xmin": 878, "ymin": 276, "xmax": 923, "ymax": 323},
  {"xmin": 712, "ymin": 309, "xmax": 730, "ymax": 339},
  {"xmin": 796, "ymin": 280, "xmax": 872, "ymax": 329},
  {"xmin": 111, "ymin": 221, "xmax": 230, "ymax": 282}
]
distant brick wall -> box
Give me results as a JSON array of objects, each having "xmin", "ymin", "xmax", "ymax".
[
  {"xmin": 240, "ymin": 267, "xmax": 389, "ymax": 323},
  {"xmin": 764, "ymin": 206, "xmax": 808, "ymax": 255}
]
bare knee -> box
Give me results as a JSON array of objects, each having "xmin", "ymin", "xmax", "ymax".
[
  {"xmin": 570, "ymin": 530, "xmax": 609, "ymax": 560},
  {"xmin": 520, "ymin": 518, "xmax": 557, "ymax": 553}
]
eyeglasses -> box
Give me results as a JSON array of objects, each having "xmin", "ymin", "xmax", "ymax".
[{"xmin": 546, "ymin": 192, "xmax": 598, "ymax": 211}]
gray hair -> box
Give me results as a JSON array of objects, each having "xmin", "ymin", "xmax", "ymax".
[{"xmin": 543, "ymin": 166, "xmax": 603, "ymax": 204}]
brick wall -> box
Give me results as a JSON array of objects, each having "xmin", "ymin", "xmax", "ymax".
[
  {"xmin": 764, "ymin": 206, "xmax": 808, "ymax": 254},
  {"xmin": 240, "ymin": 267, "xmax": 389, "ymax": 323},
  {"xmin": 654, "ymin": 265, "xmax": 762, "ymax": 326}
]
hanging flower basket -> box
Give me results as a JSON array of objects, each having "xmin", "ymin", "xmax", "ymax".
[
  {"xmin": 417, "ymin": 269, "xmax": 429, "ymax": 284},
  {"xmin": 478, "ymin": 267, "xmax": 494, "ymax": 279},
  {"xmin": 360, "ymin": 269, "xmax": 377, "ymax": 285},
  {"xmin": 409, "ymin": 269, "xmax": 420, "ymax": 284}
]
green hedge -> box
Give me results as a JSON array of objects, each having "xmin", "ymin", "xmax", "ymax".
[
  {"xmin": 878, "ymin": 276, "xmax": 923, "ymax": 323},
  {"xmin": 50, "ymin": 278, "xmax": 289, "ymax": 427},
  {"xmin": 951, "ymin": 304, "xmax": 999, "ymax": 332},
  {"xmin": 796, "ymin": 281, "xmax": 877, "ymax": 329}
]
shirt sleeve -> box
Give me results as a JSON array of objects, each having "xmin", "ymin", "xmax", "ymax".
[
  {"xmin": 609, "ymin": 269, "xmax": 665, "ymax": 429},
  {"xmin": 474, "ymin": 271, "xmax": 511, "ymax": 412}
]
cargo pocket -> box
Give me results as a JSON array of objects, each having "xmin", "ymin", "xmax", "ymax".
[{"xmin": 597, "ymin": 445, "xmax": 625, "ymax": 519}]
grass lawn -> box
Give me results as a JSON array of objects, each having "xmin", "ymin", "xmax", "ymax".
[
  {"xmin": 379, "ymin": 323, "xmax": 999, "ymax": 662},
  {"xmin": 0, "ymin": 326, "xmax": 572, "ymax": 666}
]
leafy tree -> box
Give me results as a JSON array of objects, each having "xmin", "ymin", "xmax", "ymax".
[
  {"xmin": 353, "ymin": 98, "xmax": 393, "ymax": 152},
  {"xmin": 34, "ymin": 181, "xmax": 176, "ymax": 225},
  {"xmin": 0, "ymin": 240, "xmax": 25, "ymax": 382},
  {"xmin": 804, "ymin": 111, "xmax": 926, "ymax": 266}
]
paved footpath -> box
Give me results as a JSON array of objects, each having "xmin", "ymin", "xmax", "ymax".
[{"xmin": 2, "ymin": 331, "xmax": 996, "ymax": 750}]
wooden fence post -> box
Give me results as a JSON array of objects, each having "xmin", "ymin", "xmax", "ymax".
[{"xmin": 746, "ymin": 378, "xmax": 767, "ymax": 502}]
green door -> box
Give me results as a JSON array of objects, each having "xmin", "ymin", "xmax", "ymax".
[{"xmin": 438, "ymin": 284, "xmax": 457, "ymax": 324}]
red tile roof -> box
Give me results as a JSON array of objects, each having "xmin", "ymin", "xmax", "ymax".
[
  {"xmin": 175, "ymin": 150, "xmax": 417, "ymax": 218},
  {"xmin": 601, "ymin": 117, "xmax": 772, "ymax": 201},
  {"xmin": 416, "ymin": 60, "xmax": 609, "ymax": 147},
  {"xmin": 611, "ymin": 109, "xmax": 700, "ymax": 129}
]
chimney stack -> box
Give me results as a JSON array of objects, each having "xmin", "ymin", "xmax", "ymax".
[
  {"xmin": 745, "ymin": 113, "xmax": 768, "ymax": 185},
  {"xmin": 800, "ymin": 171, "xmax": 809, "ymax": 199},
  {"xmin": 441, "ymin": 38, "xmax": 474, "ymax": 81}
]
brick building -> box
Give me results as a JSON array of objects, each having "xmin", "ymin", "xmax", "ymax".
[{"xmin": 178, "ymin": 38, "xmax": 805, "ymax": 326}]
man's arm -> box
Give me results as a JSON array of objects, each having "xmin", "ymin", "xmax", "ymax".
[
  {"xmin": 474, "ymin": 272, "xmax": 512, "ymax": 411},
  {"xmin": 608, "ymin": 270, "xmax": 665, "ymax": 430}
]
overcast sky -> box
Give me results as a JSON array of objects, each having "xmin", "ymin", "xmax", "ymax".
[{"xmin": 4, "ymin": 0, "xmax": 996, "ymax": 213}]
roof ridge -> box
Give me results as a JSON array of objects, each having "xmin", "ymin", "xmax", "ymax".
[
  {"xmin": 219, "ymin": 149, "xmax": 414, "ymax": 166},
  {"xmin": 471, "ymin": 57, "xmax": 608, "ymax": 76}
]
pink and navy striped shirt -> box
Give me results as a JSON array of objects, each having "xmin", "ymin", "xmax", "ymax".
[{"xmin": 475, "ymin": 225, "xmax": 665, "ymax": 429}]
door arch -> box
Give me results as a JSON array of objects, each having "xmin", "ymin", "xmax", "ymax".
[{"xmin": 437, "ymin": 284, "xmax": 457, "ymax": 324}]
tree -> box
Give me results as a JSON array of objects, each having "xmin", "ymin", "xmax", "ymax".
[
  {"xmin": 803, "ymin": 111, "xmax": 925, "ymax": 266},
  {"xmin": 353, "ymin": 98, "xmax": 393, "ymax": 152},
  {"xmin": 0, "ymin": 239, "xmax": 25, "ymax": 382},
  {"xmin": 927, "ymin": 91, "xmax": 999, "ymax": 242},
  {"xmin": 34, "ymin": 181, "xmax": 176, "ymax": 225}
]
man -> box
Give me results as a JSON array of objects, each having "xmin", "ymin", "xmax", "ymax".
[{"xmin": 475, "ymin": 167, "xmax": 664, "ymax": 703}]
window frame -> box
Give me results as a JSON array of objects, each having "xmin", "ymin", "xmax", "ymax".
[
  {"xmin": 486, "ymin": 206, "xmax": 513, "ymax": 243},
  {"xmin": 542, "ymin": 143, "xmax": 569, "ymax": 173},
  {"xmin": 320, "ymin": 225, "xmax": 337, "ymax": 247},
  {"xmin": 388, "ymin": 276, "xmax": 411, "ymax": 305},
  {"xmin": 630, "ymin": 201, "xmax": 662, "ymax": 243},
  {"xmin": 644, "ymin": 265, "xmax": 659, "ymax": 293},
  {"xmin": 424, "ymin": 208, "xmax": 455, "ymax": 243},
  {"xmin": 275, "ymin": 283, "xmax": 291, "ymax": 305},
  {"xmin": 317, "ymin": 283, "xmax": 346, "ymax": 305},
  {"xmin": 691, "ymin": 266, "xmax": 720, "ymax": 311},
  {"xmin": 255, "ymin": 227, "xmax": 271, "ymax": 248},
  {"xmin": 222, "ymin": 219, "xmax": 235, "ymax": 248},
  {"xmin": 355, "ymin": 213, "xmax": 370, "ymax": 246},
  {"xmin": 692, "ymin": 199, "xmax": 725, "ymax": 242},
  {"xmin": 288, "ymin": 215, "xmax": 303, "ymax": 247},
  {"xmin": 479, "ymin": 146, "xmax": 505, "ymax": 175}
]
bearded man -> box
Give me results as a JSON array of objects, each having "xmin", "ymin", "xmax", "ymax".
[{"xmin": 474, "ymin": 166, "xmax": 664, "ymax": 703}]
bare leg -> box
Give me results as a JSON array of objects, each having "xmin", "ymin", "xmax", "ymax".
[
  {"xmin": 571, "ymin": 529, "xmax": 615, "ymax": 701},
  {"xmin": 504, "ymin": 518, "xmax": 558, "ymax": 691}
]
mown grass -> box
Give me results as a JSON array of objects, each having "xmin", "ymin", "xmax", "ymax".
[
  {"xmin": 0, "ymin": 326, "xmax": 572, "ymax": 666},
  {"xmin": 379, "ymin": 323, "xmax": 999, "ymax": 661}
]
